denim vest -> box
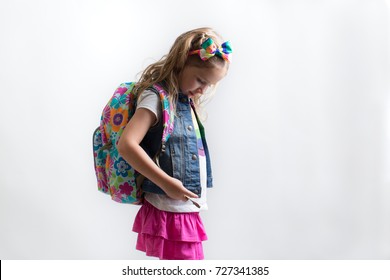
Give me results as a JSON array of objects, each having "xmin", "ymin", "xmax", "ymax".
[{"xmin": 140, "ymin": 92, "xmax": 213, "ymax": 197}]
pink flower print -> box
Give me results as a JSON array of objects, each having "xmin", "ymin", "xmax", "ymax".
[
  {"xmin": 102, "ymin": 105, "xmax": 110, "ymax": 125},
  {"xmin": 119, "ymin": 182, "xmax": 133, "ymax": 196},
  {"xmin": 97, "ymin": 167, "xmax": 108, "ymax": 192},
  {"xmin": 110, "ymin": 188, "xmax": 123, "ymax": 203},
  {"xmin": 115, "ymin": 86, "xmax": 128, "ymax": 95}
]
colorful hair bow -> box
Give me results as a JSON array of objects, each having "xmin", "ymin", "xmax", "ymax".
[{"xmin": 189, "ymin": 38, "xmax": 232, "ymax": 62}]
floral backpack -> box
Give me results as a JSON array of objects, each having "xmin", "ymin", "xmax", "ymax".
[{"xmin": 92, "ymin": 82, "xmax": 174, "ymax": 204}]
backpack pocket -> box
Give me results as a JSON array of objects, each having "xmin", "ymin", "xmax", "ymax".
[{"xmin": 93, "ymin": 127, "xmax": 109, "ymax": 194}]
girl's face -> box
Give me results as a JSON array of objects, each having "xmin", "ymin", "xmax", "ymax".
[{"xmin": 178, "ymin": 65, "xmax": 227, "ymax": 99}]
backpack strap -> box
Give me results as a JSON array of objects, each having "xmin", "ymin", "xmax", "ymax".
[
  {"xmin": 136, "ymin": 83, "xmax": 174, "ymax": 184},
  {"xmin": 152, "ymin": 83, "xmax": 174, "ymax": 153}
]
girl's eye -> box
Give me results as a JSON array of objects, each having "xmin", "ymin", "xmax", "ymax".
[{"xmin": 197, "ymin": 78, "xmax": 207, "ymax": 85}]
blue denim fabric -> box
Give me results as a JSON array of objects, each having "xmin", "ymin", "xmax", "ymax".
[{"xmin": 141, "ymin": 92, "xmax": 213, "ymax": 197}]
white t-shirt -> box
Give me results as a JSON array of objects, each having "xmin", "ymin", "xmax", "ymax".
[{"xmin": 137, "ymin": 90, "xmax": 208, "ymax": 213}]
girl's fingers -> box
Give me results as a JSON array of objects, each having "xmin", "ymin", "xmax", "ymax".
[
  {"xmin": 184, "ymin": 190, "xmax": 198, "ymax": 199},
  {"xmin": 184, "ymin": 195, "xmax": 201, "ymax": 208}
]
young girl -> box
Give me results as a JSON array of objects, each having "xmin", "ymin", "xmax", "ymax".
[{"xmin": 117, "ymin": 27, "xmax": 232, "ymax": 260}]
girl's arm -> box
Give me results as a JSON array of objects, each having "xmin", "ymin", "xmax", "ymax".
[{"xmin": 117, "ymin": 108, "xmax": 198, "ymax": 201}]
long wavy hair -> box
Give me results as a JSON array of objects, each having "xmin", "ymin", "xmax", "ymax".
[{"xmin": 133, "ymin": 27, "xmax": 229, "ymax": 113}]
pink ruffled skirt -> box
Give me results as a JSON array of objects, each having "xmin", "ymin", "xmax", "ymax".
[{"xmin": 132, "ymin": 200, "xmax": 207, "ymax": 260}]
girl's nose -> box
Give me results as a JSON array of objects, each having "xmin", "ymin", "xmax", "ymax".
[{"xmin": 196, "ymin": 85, "xmax": 208, "ymax": 94}]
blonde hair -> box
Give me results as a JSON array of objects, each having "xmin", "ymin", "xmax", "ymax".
[{"xmin": 133, "ymin": 27, "xmax": 229, "ymax": 113}]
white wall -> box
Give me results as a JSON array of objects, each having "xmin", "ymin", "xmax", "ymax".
[{"xmin": 0, "ymin": 0, "xmax": 389, "ymax": 259}]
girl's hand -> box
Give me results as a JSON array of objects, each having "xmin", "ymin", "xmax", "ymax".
[
  {"xmin": 162, "ymin": 177, "xmax": 199, "ymax": 201},
  {"xmin": 119, "ymin": 108, "xmax": 199, "ymax": 203}
]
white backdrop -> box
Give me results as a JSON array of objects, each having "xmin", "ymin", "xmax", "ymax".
[{"xmin": 1, "ymin": 0, "xmax": 389, "ymax": 259}]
